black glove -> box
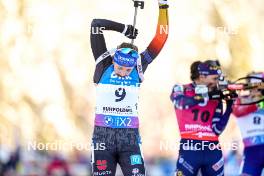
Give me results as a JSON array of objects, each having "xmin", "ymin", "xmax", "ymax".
[
  {"xmin": 208, "ymin": 90, "xmax": 223, "ymax": 100},
  {"xmin": 226, "ymin": 98, "xmax": 234, "ymax": 110},
  {"xmin": 124, "ymin": 25, "xmax": 138, "ymax": 39},
  {"xmin": 158, "ymin": 0, "xmax": 169, "ymax": 8},
  {"xmin": 261, "ymin": 89, "xmax": 264, "ymax": 96},
  {"xmin": 194, "ymin": 95, "xmax": 205, "ymax": 103},
  {"xmin": 223, "ymin": 90, "xmax": 238, "ymax": 101}
]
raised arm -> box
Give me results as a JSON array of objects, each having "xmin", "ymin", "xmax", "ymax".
[
  {"xmin": 90, "ymin": 19, "xmax": 137, "ymax": 83},
  {"xmin": 141, "ymin": 0, "xmax": 169, "ymax": 72},
  {"xmin": 211, "ymin": 100, "xmax": 233, "ymax": 135},
  {"xmin": 90, "ymin": 19, "xmax": 126, "ymax": 60}
]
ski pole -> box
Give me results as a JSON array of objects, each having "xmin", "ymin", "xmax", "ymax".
[{"xmin": 131, "ymin": 0, "xmax": 144, "ymax": 44}]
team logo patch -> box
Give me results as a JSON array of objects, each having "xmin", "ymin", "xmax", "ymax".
[
  {"xmin": 173, "ymin": 85, "xmax": 184, "ymax": 92},
  {"xmin": 212, "ymin": 157, "xmax": 224, "ymax": 171},
  {"xmin": 176, "ymin": 170, "xmax": 183, "ymax": 176},
  {"xmin": 178, "ymin": 157, "xmax": 184, "ymax": 164},
  {"xmin": 177, "ymin": 156, "xmax": 194, "ymax": 174},
  {"xmin": 96, "ymin": 160, "xmax": 107, "ymax": 171},
  {"xmin": 132, "ymin": 168, "xmax": 139, "ymax": 174},
  {"xmin": 130, "ymin": 155, "xmax": 142, "ymax": 165},
  {"xmin": 104, "ymin": 116, "xmax": 113, "ymax": 126}
]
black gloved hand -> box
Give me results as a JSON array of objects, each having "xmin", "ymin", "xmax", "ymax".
[
  {"xmin": 208, "ymin": 90, "xmax": 223, "ymax": 100},
  {"xmin": 158, "ymin": 0, "xmax": 169, "ymax": 8},
  {"xmin": 124, "ymin": 25, "xmax": 138, "ymax": 39},
  {"xmin": 194, "ymin": 95, "xmax": 205, "ymax": 103},
  {"xmin": 223, "ymin": 90, "xmax": 238, "ymax": 101},
  {"xmin": 226, "ymin": 98, "xmax": 234, "ymax": 110}
]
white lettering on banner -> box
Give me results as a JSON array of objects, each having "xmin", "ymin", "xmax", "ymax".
[
  {"xmin": 194, "ymin": 132, "xmax": 216, "ymax": 138},
  {"xmin": 93, "ymin": 171, "xmax": 112, "ymax": 175},
  {"xmin": 185, "ymin": 124, "xmax": 212, "ymax": 132},
  {"xmin": 104, "ymin": 116, "xmax": 133, "ymax": 127},
  {"xmin": 103, "ymin": 106, "xmax": 133, "ymax": 114}
]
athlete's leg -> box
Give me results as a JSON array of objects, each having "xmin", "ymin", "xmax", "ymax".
[
  {"xmin": 91, "ymin": 126, "xmax": 118, "ymax": 176},
  {"xmin": 118, "ymin": 149, "xmax": 145, "ymax": 176},
  {"xmin": 240, "ymin": 145, "xmax": 264, "ymax": 176},
  {"xmin": 91, "ymin": 149, "xmax": 117, "ymax": 176},
  {"xmin": 175, "ymin": 139, "xmax": 204, "ymax": 176},
  {"xmin": 117, "ymin": 128, "xmax": 146, "ymax": 176},
  {"xmin": 175, "ymin": 149, "xmax": 201, "ymax": 176},
  {"xmin": 201, "ymin": 147, "xmax": 224, "ymax": 176}
]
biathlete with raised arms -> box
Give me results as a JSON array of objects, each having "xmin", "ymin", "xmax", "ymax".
[{"xmin": 90, "ymin": 0, "xmax": 169, "ymax": 175}]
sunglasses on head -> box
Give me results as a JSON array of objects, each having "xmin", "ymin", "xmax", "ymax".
[
  {"xmin": 209, "ymin": 65, "xmax": 221, "ymax": 71},
  {"xmin": 118, "ymin": 48, "xmax": 139, "ymax": 59}
]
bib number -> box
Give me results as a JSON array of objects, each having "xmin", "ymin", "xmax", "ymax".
[
  {"xmin": 192, "ymin": 109, "xmax": 210, "ymax": 123},
  {"xmin": 115, "ymin": 88, "xmax": 126, "ymax": 102}
]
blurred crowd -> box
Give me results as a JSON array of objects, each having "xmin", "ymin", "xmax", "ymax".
[{"xmin": 0, "ymin": 144, "xmax": 256, "ymax": 176}]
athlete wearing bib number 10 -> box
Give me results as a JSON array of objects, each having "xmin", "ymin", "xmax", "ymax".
[
  {"xmin": 232, "ymin": 72, "xmax": 264, "ymax": 176},
  {"xmin": 90, "ymin": 1, "xmax": 169, "ymax": 175},
  {"xmin": 170, "ymin": 60, "xmax": 234, "ymax": 176}
]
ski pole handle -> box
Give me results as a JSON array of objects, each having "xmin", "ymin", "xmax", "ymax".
[
  {"xmin": 131, "ymin": 0, "xmax": 144, "ymax": 44},
  {"xmin": 133, "ymin": 0, "xmax": 144, "ymax": 9}
]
